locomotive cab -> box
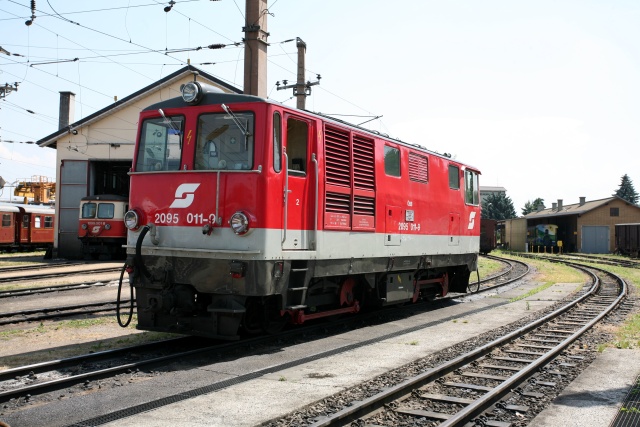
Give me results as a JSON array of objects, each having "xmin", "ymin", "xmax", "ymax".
[{"xmin": 78, "ymin": 195, "xmax": 128, "ymax": 260}]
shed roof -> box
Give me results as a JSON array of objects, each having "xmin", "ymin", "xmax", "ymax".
[
  {"xmin": 37, "ymin": 65, "xmax": 241, "ymax": 149},
  {"xmin": 480, "ymin": 186, "xmax": 507, "ymax": 193},
  {"xmin": 524, "ymin": 196, "xmax": 640, "ymax": 219}
]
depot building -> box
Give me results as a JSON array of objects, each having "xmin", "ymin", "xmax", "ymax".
[{"xmin": 37, "ymin": 66, "xmax": 240, "ymax": 259}]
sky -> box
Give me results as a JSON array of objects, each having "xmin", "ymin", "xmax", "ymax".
[{"xmin": 1, "ymin": 0, "xmax": 639, "ymax": 213}]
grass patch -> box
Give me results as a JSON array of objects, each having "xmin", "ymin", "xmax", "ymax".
[
  {"xmin": 610, "ymin": 313, "xmax": 640, "ymax": 350},
  {"xmin": 497, "ymin": 251, "xmax": 640, "ymax": 351},
  {"xmin": 0, "ymin": 315, "xmax": 139, "ymax": 341},
  {"xmin": 477, "ymin": 257, "xmax": 505, "ymax": 278},
  {"xmin": 508, "ymin": 282, "xmax": 555, "ymax": 303}
]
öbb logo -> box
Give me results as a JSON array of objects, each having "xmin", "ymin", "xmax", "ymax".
[{"xmin": 170, "ymin": 183, "xmax": 200, "ymax": 208}]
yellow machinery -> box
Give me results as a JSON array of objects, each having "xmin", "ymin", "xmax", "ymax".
[{"xmin": 13, "ymin": 176, "xmax": 56, "ymax": 204}]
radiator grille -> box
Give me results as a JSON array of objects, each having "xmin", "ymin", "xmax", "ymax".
[
  {"xmin": 324, "ymin": 126, "xmax": 350, "ymax": 188},
  {"xmin": 324, "ymin": 124, "xmax": 376, "ymax": 230},
  {"xmin": 408, "ymin": 152, "xmax": 429, "ymax": 183}
]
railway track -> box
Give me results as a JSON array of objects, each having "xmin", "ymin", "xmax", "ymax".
[
  {"xmin": 0, "ymin": 281, "xmax": 113, "ymax": 299},
  {"xmin": 0, "ymin": 266, "xmax": 122, "ymax": 285},
  {"xmin": 524, "ymin": 252, "xmax": 640, "ymax": 269},
  {"xmin": 269, "ymin": 262, "xmax": 626, "ymax": 427},
  {"xmin": 0, "ymin": 300, "xmax": 133, "ymax": 326},
  {"xmin": 0, "ymin": 261, "xmax": 84, "ymax": 274},
  {"xmin": 0, "ymin": 257, "xmax": 528, "ymax": 410}
]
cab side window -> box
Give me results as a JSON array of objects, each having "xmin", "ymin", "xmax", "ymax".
[
  {"xmin": 287, "ymin": 118, "xmax": 308, "ymax": 174},
  {"xmin": 464, "ymin": 169, "xmax": 479, "ymax": 205},
  {"xmin": 449, "ymin": 165, "xmax": 460, "ymax": 189},
  {"xmin": 384, "ymin": 145, "xmax": 400, "ymax": 177},
  {"xmin": 273, "ymin": 112, "xmax": 282, "ymax": 173}
]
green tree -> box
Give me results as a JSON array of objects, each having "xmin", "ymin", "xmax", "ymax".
[
  {"xmin": 482, "ymin": 192, "xmax": 517, "ymax": 220},
  {"xmin": 614, "ymin": 174, "xmax": 639, "ymax": 205},
  {"xmin": 521, "ymin": 198, "xmax": 545, "ymax": 216}
]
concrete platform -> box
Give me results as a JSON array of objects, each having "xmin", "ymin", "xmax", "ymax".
[{"xmin": 528, "ymin": 348, "xmax": 640, "ymax": 427}]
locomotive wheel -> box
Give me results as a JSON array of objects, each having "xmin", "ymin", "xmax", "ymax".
[
  {"xmin": 262, "ymin": 312, "xmax": 288, "ymax": 335},
  {"xmin": 339, "ymin": 277, "xmax": 357, "ymax": 307},
  {"xmin": 241, "ymin": 299, "xmax": 263, "ymax": 335}
]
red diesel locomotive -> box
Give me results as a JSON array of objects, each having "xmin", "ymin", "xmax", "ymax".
[
  {"xmin": 78, "ymin": 195, "xmax": 128, "ymax": 260},
  {"xmin": 122, "ymin": 80, "xmax": 481, "ymax": 339}
]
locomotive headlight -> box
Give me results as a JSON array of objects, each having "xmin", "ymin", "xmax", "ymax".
[
  {"xmin": 181, "ymin": 81, "xmax": 202, "ymax": 104},
  {"xmin": 81, "ymin": 223, "xmax": 88, "ymax": 230},
  {"xmin": 124, "ymin": 210, "xmax": 141, "ymax": 230},
  {"xmin": 105, "ymin": 223, "xmax": 111, "ymax": 230},
  {"xmin": 229, "ymin": 211, "xmax": 250, "ymax": 235}
]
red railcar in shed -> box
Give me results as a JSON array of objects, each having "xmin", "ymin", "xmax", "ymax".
[{"xmin": 78, "ymin": 195, "xmax": 128, "ymax": 260}]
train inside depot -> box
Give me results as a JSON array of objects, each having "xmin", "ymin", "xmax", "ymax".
[{"xmin": 119, "ymin": 79, "xmax": 482, "ymax": 340}]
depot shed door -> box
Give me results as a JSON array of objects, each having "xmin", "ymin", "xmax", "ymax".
[{"xmin": 582, "ymin": 225, "xmax": 609, "ymax": 254}]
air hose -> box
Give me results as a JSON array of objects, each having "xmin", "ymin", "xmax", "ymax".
[
  {"xmin": 116, "ymin": 262, "xmax": 133, "ymax": 327},
  {"xmin": 116, "ymin": 225, "xmax": 152, "ymax": 327}
]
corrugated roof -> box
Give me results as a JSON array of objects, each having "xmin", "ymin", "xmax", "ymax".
[
  {"xmin": 524, "ymin": 196, "xmax": 636, "ymax": 218},
  {"xmin": 37, "ymin": 65, "xmax": 241, "ymax": 149}
]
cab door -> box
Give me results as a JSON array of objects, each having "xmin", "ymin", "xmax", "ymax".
[{"xmin": 282, "ymin": 115, "xmax": 315, "ymax": 250}]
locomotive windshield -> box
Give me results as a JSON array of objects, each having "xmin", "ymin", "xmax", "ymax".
[
  {"xmin": 136, "ymin": 115, "xmax": 184, "ymax": 172},
  {"xmin": 195, "ymin": 112, "xmax": 255, "ymax": 170},
  {"xmin": 81, "ymin": 203, "xmax": 97, "ymax": 218}
]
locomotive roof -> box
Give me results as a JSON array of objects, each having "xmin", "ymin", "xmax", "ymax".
[
  {"xmin": 145, "ymin": 92, "xmax": 480, "ymax": 171},
  {"xmin": 80, "ymin": 194, "xmax": 128, "ymax": 202},
  {"xmin": 143, "ymin": 92, "xmax": 265, "ymax": 112},
  {"xmin": 0, "ymin": 202, "xmax": 55, "ymax": 214}
]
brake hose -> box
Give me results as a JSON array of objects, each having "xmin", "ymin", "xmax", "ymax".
[
  {"xmin": 116, "ymin": 225, "xmax": 152, "ymax": 327},
  {"xmin": 116, "ymin": 262, "xmax": 134, "ymax": 327}
]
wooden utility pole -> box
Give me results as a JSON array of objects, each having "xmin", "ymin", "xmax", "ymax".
[
  {"xmin": 295, "ymin": 38, "xmax": 307, "ymax": 109},
  {"xmin": 243, "ymin": 0, "xmax": 269, "ymax": 97},
  {"xmin": 276, "ymin": 37, "xmax": 321, "ymax": 110}
]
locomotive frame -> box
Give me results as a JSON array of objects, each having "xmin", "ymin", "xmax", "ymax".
[{"xmin": 122, "ymin": 81, "xmax": 482, "ymax": 339}]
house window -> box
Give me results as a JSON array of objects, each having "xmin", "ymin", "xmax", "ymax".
[{"xmin": 610, "ymin": 207, "xmax": 619, "ymax": 217}]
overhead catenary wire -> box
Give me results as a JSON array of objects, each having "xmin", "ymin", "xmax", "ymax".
[{"xmin": 2, "ymin": 0, "xmax": 391, "ymax": 160}]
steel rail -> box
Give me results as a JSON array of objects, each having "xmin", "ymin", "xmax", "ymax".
[
  {"xmin": 306, "ymin": 263, "xmax": 624, "ymax": 426},
  {"xmin": 0, "ymin": 281, "xmax": 112, "ymax": 299},
  {"xmin": 0, "ymin": 267, "xmax": 122, "ymax": 284}
]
